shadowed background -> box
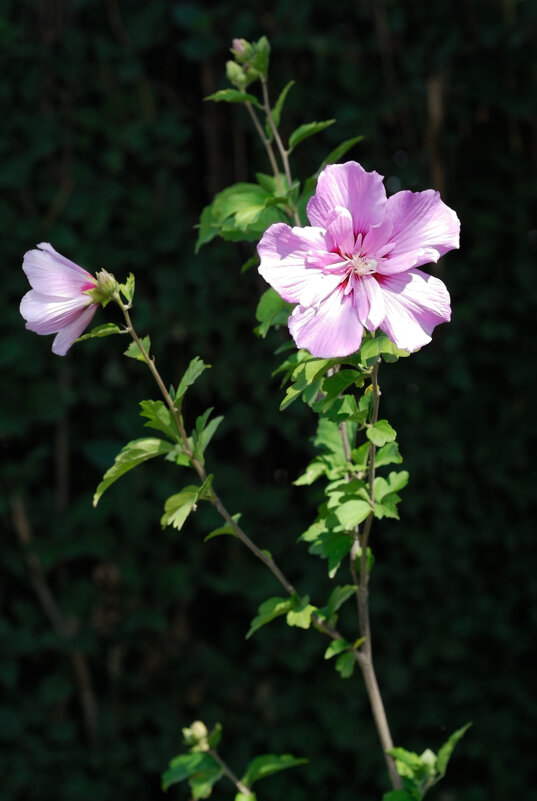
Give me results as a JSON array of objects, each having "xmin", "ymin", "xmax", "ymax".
[{"xmin": 2, "ymin": 1, "xmax": 536, "ymax": 799}]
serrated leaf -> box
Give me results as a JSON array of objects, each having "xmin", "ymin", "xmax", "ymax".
[
  {"xmin": 293, "ymin": 459, "xmax": 326, "ymax": 486},
  {"xmin": 93, "ymin": 438, "xmax": 174, "ymax": 506},
  {"xmin": 246, "ymin": 596, "xmax": 293, "ymax": 639},
  {"xmin": 204, "ymin": 513, "xmax": 241, "ymax": 541},
  {"xmin": 205, "ymin": 88, "xmax": 261, "ymax": 106},
  {"xmin": 367, "ymin": 419, "xmax": 397, "ymax": 447},
  {"xmin": 324, "ymin": 638, "xmax": 350, "ymax": 660},
  {"xmin": 175, "ymin": 357, "xmax": 210, "ymax": 407},
  {"xmin": 76, "ymin": 323, "xmax": 123, "ymax": 343},
  {"xmin": 139, "ymin": 400, "xmax": 179, "ymax": 442},
  {"xmin": 124, "ymin": 335, "xmax": 150, "ymax": 362},
  {"xmin": 192, "ymin": 409, "xmax": 224, "ymax": 464},
  {"xmin": 241, "ymin": 754, "xmax": 308, "ymax": 789},
  {"xmin": 318, "ymin": 136, "xmax": 364, "ymax": 171},
  {"xmin": 120, "ymin": 273, "xmax": 135, "ymax": 304},
  {"xmin": 161, "ymin": 752, "xmax": 218, "ymax": 791},
  {"xmin": 436, "ymin": 723, "xmax": 472, "ymax": 778},
  {"xmin": 375, "ymin": 441, "xmax": 403, "ymax": 467},
  {"xmin": 334, "ymin": 499, "xmax": 371, "ymax": 530},
  {"xmin": 161, "ymin": 476, "xmax": 213, "ymax": 531},
  {"xmin": 286, "ymin": 596, "xmax": 316, "ymax": 629},
  {"xmin": 335, "ymin": 651, "xmax": 355, "ymax": 678},
  {"xmin": 288, "ymin": 120, "xmax": 336, "ymax": 152},
  {"xmin": 254, "ymin": 288, "xmax": 292, "ymax": 338}
]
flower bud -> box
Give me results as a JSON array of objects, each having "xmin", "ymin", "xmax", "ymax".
[
  {"xmin": 231, "ymin": 38, "xmax": 246, "ymax": 56},
  {"xmin": 182, "ymin": 720, "xmax": 209, "ymax": 750}
]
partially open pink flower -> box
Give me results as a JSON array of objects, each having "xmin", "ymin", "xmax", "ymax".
[
  {"xmin": 257, "ymin": 161, "xmax": 460, "ymax": 357},
  {"xmin": 20, "ymin": 243, "xmax": 99, "ymax": 356}
]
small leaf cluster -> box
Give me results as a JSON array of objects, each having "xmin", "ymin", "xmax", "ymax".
[
  {"xmin": 162, "ymin": 720, "xmax": 307, "ymax": 800},
  {"xmin": 93, "ymin": 356, "xmax": 223, "ymax": 536},
  {"xmin": 383, "ymin": 724, "xmax": 472, "ymax": 801}
]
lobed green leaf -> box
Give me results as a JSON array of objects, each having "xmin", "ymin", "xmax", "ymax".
[{"xmin": 124, "ymin": 335, "xmax": 151, "ymax": 362}]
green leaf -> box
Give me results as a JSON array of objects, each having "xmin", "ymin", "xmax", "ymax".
[
  {"xmin": 335, "ymin": 651, "xmax": 355, "ymax": 678},
  {"xmin": 375, "ymin": 441, "xmax": 403, "ymax": 467},
  {"xmin": 324, "ymin": 638, "xmax": 350, "ymax": 660},
  {"xmin": 382, "ymin": 791, "xmax": 418, "ymax": 801},
  {"xmin": 124, "ymin": 335, "xmax": 150, "ymax": 362},
  {"xmin": 280, "ymin": 358, "xmax": 332, "ymax": 410},
  {"xmin": 189, "ymin": 766, "xmax": 223, "ymax": 799},
  {"xmin": 139, "ymin": 400, "xmax": 179, "ymax": 442},
  {"xmin": 175, "ymin": 357, "xmax": 210, "ymax": 407},
  {"xmin": 205, "ymin": 88, "xmax": 261, "ymax": 106},
  {"xmin": 119, "ymin": 273, "xmax": 135, "ymax": 304},
  {"xmin": 161, "ymin": 752, "xmax": 218, "ymax": 791},
  {"xmin": 288, "ymin": 120, "xmax": 336, "ymax": 152},
  {"xmin": 246, "ymin": 596, "xmax": 293, "ymax": 639},
  {"xmin": 367, "ymin": 419, "xmax": 397, "ymax": 447},
  {"xmin": 241, "ymin": 254, "xmax": 259, "ymax": 273},
  {"xmin": 293, "ymin": 459, "xmax": 326, "ymax": 486},
  {"xmin": 318, "ymin": 136, "xmax": 364, "ymax": 171},
  {"xmin": 353, "ymin": 546, "xmax": 375, "ymax": 575},
  {"xmin": 235, "ymin": 795, "xmax": 257, "ymax": 801},
  {"xmin": 265, "ymin": 80, "xmax": 295, "ymax": 141},
  {"xmin": 76, "ymin": 323, "xmax": 123, "ymax": 343},
  {"xmin": 254, "ymin": 288, "xmax": 292, "ymax": 338},
  {"xmin": 241, "ymin": 754, "xmax": 308, "ymax": 788},
  {"xmin": 286, "ymin": 596, "xmax": 316, "ymax": 629},
  {"xmin": 321, "ymin": 369, "xmax": 362, "ymax": 402},
  {"xmin": 192, "ymin": 409, "xmax": 224, "ymax": 464},
  {"xmin": 93, "ymin": 438, "xmax": 174, "ymax": 506},
  {"xmin": 204, "ymin": 513, "xmax": 241, "ymax": 541},
  {"xmin": 161, "ymin": 477, "xmax": 213, "ymax": 531},
  {"xmin": 360, "ymin": 332, "xmax": 410, "ymax": 367},
  {"xmin": 333, "ymin": 499, "xmax": 371, "ymax": 530},
  {"xmin": 323, "ymin": 532, "xmax": 353, "ymax": 577},
  {"xmin": 375, "ymin": 471, "xmax": 409, "ymax": 501},
  {"xmin": 207, "ymin": 722, "xmax": 223, "ymax": 750},
  {"xmin": 327, "ymin": 585, "xmax": 356, "ymax": 616},
  {"xmin": 436, "ymin": 723, "xmax": 472, "ymax": 778}
]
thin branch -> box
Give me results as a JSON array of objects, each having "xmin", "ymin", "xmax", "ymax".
[
  {"xmin": 209, "ymin": 748, "xmax": 252, "ymax": 796},
  {"xmin": 118, "ymin": 302, "xmax": 341, "ymax": 644},
  {"xmin": 10, "ymin": 495, "xmax": 99, "ymax": 749},
  {"xmin": 260, "ymin": 79, "xmax": 301, "ymax": 225},
  {"xmin": 244, "ymin": 101, "xmax": 284, "ymax": 195}
]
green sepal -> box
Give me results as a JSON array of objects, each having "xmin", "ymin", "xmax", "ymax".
[
  {"xmin": 161, "ymin": 476, "xmax": 214, "ymax": 531},
  {"xmin": 124, "ymin": 335, "xmax": 150, "ymax": 362},
  {"xmin": 75, "ymin": 323, "xmax": 123, "ymax": 343},
  {"xmin": 288, "ymin": 120, "xmax": 336, "ymax": 152},
  {"xmin": 241, "ymin": 754, "xmax": 308, "ymax": 789},
  {"xmin": 93, "ymin": 437, "xmax": 174, "ymax": 506}
]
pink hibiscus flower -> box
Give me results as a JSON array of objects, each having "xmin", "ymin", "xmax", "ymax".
[
  {"xmin": 20, "ymin": 243, "xmax": 99, "ymax": 356},
  {"xmin": 257, "ymin": 161, "xmax": 460, "ymax": 357}
]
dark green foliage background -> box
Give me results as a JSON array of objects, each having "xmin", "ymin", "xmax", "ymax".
[{"xmin": 1, "ymin": 1, "xmax": 536, "ymax": 799}]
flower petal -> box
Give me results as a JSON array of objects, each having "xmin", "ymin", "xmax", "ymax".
[
  {"xmin": 377, "ymin": 190, "xmax": 460, "ymax": 275},
  {"xmin": 288, "ymin": 287, "xmax": 363, "ymax": 357},
  {"xmin": 358, "ymin": 274, "xmax": 385, "ymax": 331},
  {"xmin": 20, "ymin": 290, "xmax": 95, "ymax": 335},
  {"xmin": 23, "ymin": 243, "xmax": 96, "ymax": 297},
  {"xmin": 325, "ymin": 206, "xmax": 356, "ymax": 255},
  {"xmin": 257, "ymin": 222, "xmax": 341, "ymax": 306},
  {"xmin": 52, "ymin": 304, "xmax": 98, "ymax": 356},
  {"xmin": 307, "ymin": 161, "xmax": 387, "ymax": 235},
  {"xmin": 377, "ymin": 268, "xmax": 451, "ymax": 351}
]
